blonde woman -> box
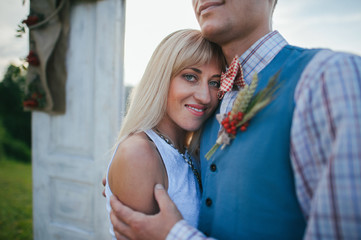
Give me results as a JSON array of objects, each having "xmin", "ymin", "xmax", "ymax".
[{"xmin": 105, "ymin": 29, "xmax": 225, "ymax": 238}]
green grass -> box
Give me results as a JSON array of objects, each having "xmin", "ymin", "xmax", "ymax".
[{"xmin": 0, "ymin": 158, "xmax": 33, "ymax": 240}]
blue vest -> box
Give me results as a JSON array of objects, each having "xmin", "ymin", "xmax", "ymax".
[{"xmin": 199, "ymin": 46, "xmax": 320, "ymax": 239}]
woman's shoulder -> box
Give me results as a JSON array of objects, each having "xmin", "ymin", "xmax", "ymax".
[
  {"xmin": 119, "ymin": 132, "xmax": 156, "ymax": 155},
  {"xmin": 112, "ymin": 132, "xmax": 161, "ymax": 170},
  {"xmin": 108, "ymin": 132, "xmax": 167, "ymax": 214}
]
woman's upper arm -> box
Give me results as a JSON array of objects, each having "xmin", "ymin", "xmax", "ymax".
[{"xmin": 108, "ymin": 136, "xmax": 166, "ymax": 215}]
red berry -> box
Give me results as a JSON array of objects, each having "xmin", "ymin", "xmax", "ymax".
[
  {"xmin": 23, "ymin": 99, "xmax": 38, "ymax": 107},
  {"xmin": 26, "ymin": 51, "xmax": 40, "ymax": 66},
  {"xmin": 22, "ymin": 15, "xmax": 39, "ymax": 26},
  {"xmin": 237, "ymin": 112, "xmax": 244, "ymax": 121}
]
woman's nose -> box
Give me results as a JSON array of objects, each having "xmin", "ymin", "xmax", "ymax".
[{"xmin": 194, "ymin": 82, "xmax": 211, "ymax": 104}]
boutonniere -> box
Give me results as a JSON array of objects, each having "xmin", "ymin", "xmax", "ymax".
[{"xmin": 205, "ymin": 72, "xmax": 280, "ymax": 160}]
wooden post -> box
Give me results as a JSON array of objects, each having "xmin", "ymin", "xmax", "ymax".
[{"xmin": 32, "ymin": 0, "xmax": 125, "ymax": 239}]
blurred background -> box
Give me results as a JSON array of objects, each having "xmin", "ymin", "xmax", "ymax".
[{"xmin": 0, "ymin": 0, "xmax": 360, "ymax": 239}]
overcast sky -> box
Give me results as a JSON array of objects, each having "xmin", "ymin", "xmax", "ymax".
[{"xmin": 1, "ymin": 0, "xmax": 361, "ymax": 86}]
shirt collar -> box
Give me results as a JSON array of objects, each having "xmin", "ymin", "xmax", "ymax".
[{"xmin": 238, "ymin": 31, "xmax": 288, "ymax": 84}]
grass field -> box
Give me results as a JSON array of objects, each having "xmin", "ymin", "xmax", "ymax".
[{"xmin": 0, "ymin": 158, "xmax": 33, "ymax": 240}]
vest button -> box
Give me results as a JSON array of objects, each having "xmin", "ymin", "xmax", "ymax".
[
  {"xmin": 210, "ymin": 164, "xmax": 217, "ymax": 172},
  {"xmin": 205, "ymin": 198, "xmax": 212, "ymax": 207}
]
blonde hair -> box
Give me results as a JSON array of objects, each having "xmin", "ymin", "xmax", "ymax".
[{"xmin": 116, "ymin": 29, "xmax": 225, "ymax": 153}]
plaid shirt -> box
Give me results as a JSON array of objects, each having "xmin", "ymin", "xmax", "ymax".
[{"xmin": 167, "ymin": 31, "xmax": 361, "ymax": 240}]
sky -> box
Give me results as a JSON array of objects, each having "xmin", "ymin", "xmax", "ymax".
[
  {"xmin": 1, "ymin": 0, "xmax": 361, "ymax": 86},
  {"xmin": 0, "ymin": 0, "xmax": 29, "ymax": 77}
]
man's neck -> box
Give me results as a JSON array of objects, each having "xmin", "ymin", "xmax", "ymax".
[{"xmin": 221, "ymin": 29, "xmax": 272, "ymax": 65}]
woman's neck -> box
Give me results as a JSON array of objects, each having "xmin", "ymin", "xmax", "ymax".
[{"xmin": 154, "ymin": 122, "xmax": 187, "ymax": 152}]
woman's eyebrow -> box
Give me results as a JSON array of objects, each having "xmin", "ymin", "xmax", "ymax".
[
  {"xmin": 190, "ymin": 68, "xmax": 201, "ymax": 73},
  {"xmin": 189, "ymin": 68, "xmax": 221, "ymax": 78}
]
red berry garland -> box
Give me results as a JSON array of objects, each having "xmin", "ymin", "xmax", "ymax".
[
  {"xmin": 26, "ymin": 51, "xmax": 40, "ymax": 66},
  {"xmin": 23, "ymin": 75, "xmax": 46, "ymax": 109},
  {"xmin": 221, "ymin": 112, "xmax": 248, "ymax": 135},
  {"xmin": 23, "ymin": 99, "xmax": 39, "ymax": 108},
  {"xmin": 22, "ymin": 15, "xmax": 40, "ymax": 27}
]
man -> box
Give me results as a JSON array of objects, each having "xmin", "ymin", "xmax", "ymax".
[{"xmin": 108, "ymin": 0, "xmax": 361, "ymax": 239}]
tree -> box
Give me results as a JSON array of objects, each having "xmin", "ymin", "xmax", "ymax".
[{"xmin": 0, "ymin": 64, "xmax": 31, "ymax": 162}]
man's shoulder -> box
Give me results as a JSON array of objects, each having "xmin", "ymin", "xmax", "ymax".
[
  {"xmin": 285, "ymin": 45, "xmax": 360, "ymax": 62},
  {"xmin": 305, "ymin": 48, "xmax": 361, "ymax": 73},
  {"xmin": 280, "ymin": 45, "xmax": 324, "ymax": 59},
  {"xmin": 294, "ymin": 48, "xmax": 361, "ymax": 100}
]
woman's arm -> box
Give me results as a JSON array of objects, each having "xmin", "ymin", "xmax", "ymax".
[{"xmin": 108, "ymin": 133, "xmax": 168, "ymax": 215}]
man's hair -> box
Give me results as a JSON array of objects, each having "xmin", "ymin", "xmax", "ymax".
[{"xmin": 115, "ymin": 29, "xmax": 225, "ymax": 153}]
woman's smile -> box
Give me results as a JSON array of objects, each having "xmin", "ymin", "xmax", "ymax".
[{"xmin": 185, "ymin": 104, "xmax": 207, "ymax": 117}]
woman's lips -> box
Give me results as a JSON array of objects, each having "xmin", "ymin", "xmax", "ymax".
[{"xmin": 185, "ymin": 104, "xmax": 206, "ymax": 116}]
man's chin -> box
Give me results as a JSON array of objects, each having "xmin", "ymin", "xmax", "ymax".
[{"xmin": 200, "ymin": 26, "xmax": 223, "ymax": 43}]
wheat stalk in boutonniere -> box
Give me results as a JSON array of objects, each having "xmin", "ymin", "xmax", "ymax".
[{"xmin": 205, "ymin": 72, "xmax": 280, "ymax": 160}]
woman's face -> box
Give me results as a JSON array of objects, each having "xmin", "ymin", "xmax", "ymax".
[{"xmin": 162, "ymin": 58, "xmax": 221, "ymax": 132}]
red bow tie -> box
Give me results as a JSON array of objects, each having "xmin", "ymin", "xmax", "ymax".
[{"xmin": 218, "ymin": 56, "xmax": 245, "ymax": 99}]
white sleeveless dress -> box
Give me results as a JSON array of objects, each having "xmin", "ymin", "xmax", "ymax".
[{"xmin": 105, "ymin": 129, "xmax": 201, "ymax": 239}]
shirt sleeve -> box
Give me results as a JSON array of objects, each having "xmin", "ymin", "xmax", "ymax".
[
  {"xmin": 291, "ymin": 50, "xmax": 361, "ymax": 239},
  {"xmin": 166, "ymin": 220, "xmax": 216, "ymax": 240}
]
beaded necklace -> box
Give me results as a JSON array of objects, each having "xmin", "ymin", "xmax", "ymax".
[{"xmin": 153, "ymin": 129, "xmax": 202, "ymax": 192}]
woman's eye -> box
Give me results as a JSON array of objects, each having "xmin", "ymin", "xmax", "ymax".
[
  {"xmin": 183, "ymin": 74, "xmax": 197, "ymax": 82},
  {"xmin": 209, "ymin": 80, "xmax": 220, "ymax": 88}
]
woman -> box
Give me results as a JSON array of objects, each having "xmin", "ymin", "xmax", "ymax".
[{"xmin": 105, "ymin": 29, "xmax": 225, "ymax": 238}]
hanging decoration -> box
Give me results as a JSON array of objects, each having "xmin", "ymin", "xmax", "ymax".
[
  {"xmin": 21, "ymin": 0, "xmax": 101, "ymax": 113},
  {"xmin": 21, "ymin": 0, "xmax": 70, "ymax": 114}
]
